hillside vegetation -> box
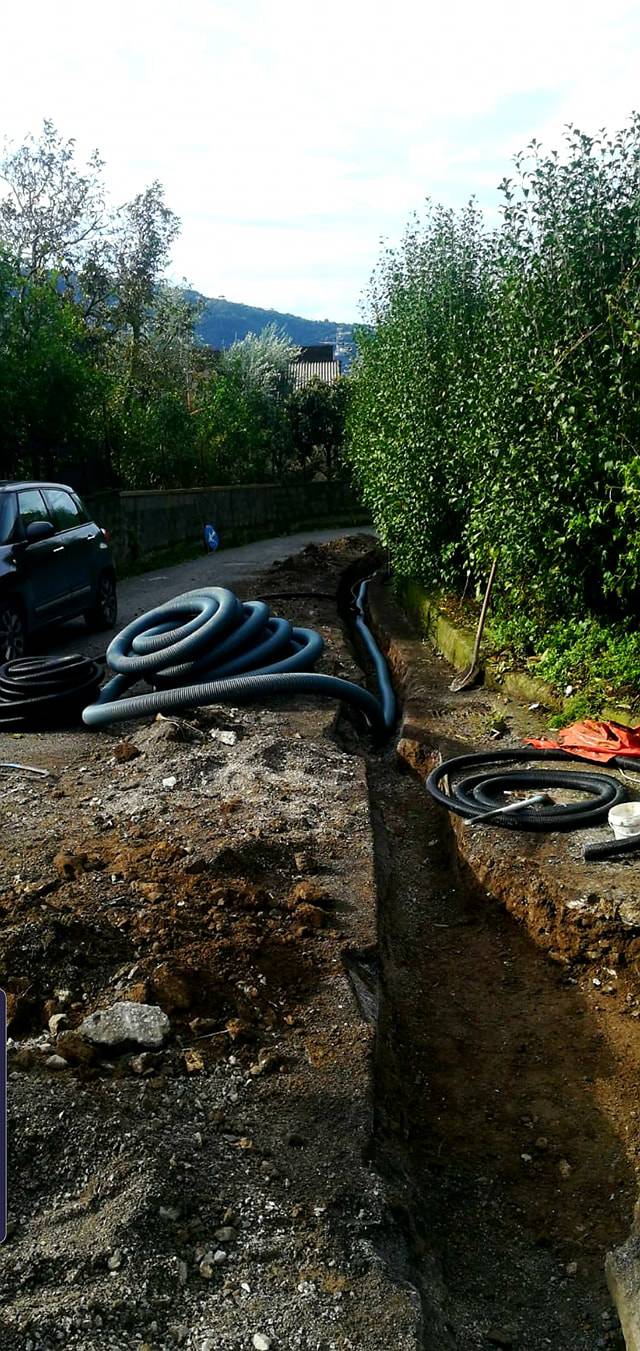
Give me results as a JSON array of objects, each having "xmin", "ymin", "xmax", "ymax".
[{"xmin": 192, "ymin": 294, "xmax": 348, "ymax": 350}]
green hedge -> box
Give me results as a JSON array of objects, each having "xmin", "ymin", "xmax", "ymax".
[{"xmin": 346, "ymin": 118, "xmax": 640, "ymax": 696}]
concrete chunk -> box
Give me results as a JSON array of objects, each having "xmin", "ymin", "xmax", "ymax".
[
  {"xmin": 80, "ymin": 1001, "xmax": 170, "ymax": 1049},
  {"xmin": 606, "ymin": 1231, "xmax": 640, "ymax": 1350}
]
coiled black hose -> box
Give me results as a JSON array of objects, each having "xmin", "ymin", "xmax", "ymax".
[
  {"xmin": 0, "ymin": 654, "xmax": 103, "ymax": 731},
  {"xmin": 83, "ymin": 584, "xmax": 396, "ymax": 735},
  {"xmin": 426, "ymin": 748, "xmax": 640, "ymax": 860}
]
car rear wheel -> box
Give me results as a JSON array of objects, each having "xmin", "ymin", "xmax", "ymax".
[
  {"xmin": 0, "ymin": 602, "xmax": 26, "ymax": 662},
  {"xmin": 85, "ymin": 572, "xmax": 118, "ymax": 631}
]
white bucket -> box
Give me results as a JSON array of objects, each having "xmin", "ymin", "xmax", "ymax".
[{"xmin": 608, "ymin": 802, "xmax": 640, "ymax": 839}]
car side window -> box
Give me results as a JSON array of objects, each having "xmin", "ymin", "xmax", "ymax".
[
  {"xmin": 18, "ymin": 490, "xmax": 50, "ymax": 532},
  {"xmin": 70, "ymin": 493, "xmax": 90, "ymax": 524},
  {"xmin": 44, "ymin": 489, "xmax": 83, "ymax": 532},
  {"xmin": 0, "ymin": 493, "xmax": 19, "ymax": 545}
]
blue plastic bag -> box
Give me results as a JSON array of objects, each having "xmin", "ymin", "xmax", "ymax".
[{"xmin": 204, "ymin": 524, "xmax": 219, "ymax": 552}]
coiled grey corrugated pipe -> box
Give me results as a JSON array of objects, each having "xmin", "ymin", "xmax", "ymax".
[{"xmin": 82, "ymin": 584, "xmax": 396, "ymax": 735}]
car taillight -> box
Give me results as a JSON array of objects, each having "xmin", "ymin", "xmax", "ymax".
[{"xmin": 100, "ymin": 527, "xmax": 110, "ymax": 543}]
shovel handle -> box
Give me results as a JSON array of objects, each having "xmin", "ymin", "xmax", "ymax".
[
  {"xmin": 467, "ymin": 792, "xmax": 548, "ymax": 826},
  {"xmin": 470, "ymin": 558, "xmax": 498, "ymax": 667}
]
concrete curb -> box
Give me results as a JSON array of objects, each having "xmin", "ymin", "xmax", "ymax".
[{"xmin": 399, "ymin": 577, "xmax": 636, "ymax": 726}]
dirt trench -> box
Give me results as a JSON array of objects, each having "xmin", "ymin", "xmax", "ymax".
[
  {"xmin": 367, "ymin": 751, "xmax": 632, "ymax": 1349},
  {"xmin": 2, "ymin": 537, "xmax": 637, "ymax": 1350},
  {"xmin": 340, "ymin": 582, "xmax": 636, "ymax": 1349}
]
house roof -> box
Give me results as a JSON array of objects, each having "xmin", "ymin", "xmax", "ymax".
[{"xmin": 290, "ymin": 360, "xmax": 342, "ymax": 390}]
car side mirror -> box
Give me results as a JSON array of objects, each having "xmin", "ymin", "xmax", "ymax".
[{"xmin": 25, "ymin": 519, "xmax": 55, "ymax": 544}]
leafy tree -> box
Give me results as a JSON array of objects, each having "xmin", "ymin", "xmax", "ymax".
[
  {"xmin": 108, "ymin": 287, "xmax": 215, "ymax": 489},
  {"xmin": 193, "ymin": 373, "xmax": 272, "ymax": 483},
  {"xmin": 221, "ymin": 322, "xmax": 298, "ymax": 396},
  {"xmin": 219, "ymin": 325, "xmax": 299, "ymax": 478},
  {"xmin": 0, "ymin": 127, "xmax": 194, "ymax": 487},
  {"xmin": 347, "ymin": 115, "xmax": 640, "ymax": 656},
  {"xmin": 286, "ymin": 376, "xmax": 350, "ymax": 479},
  {"xmin": 0, "ymin": 256, "xmax": 106, "ymax": 483},
  {"xmin": 98, "ymin": 188, "xmax": 217, "ymax": 487},
  {"xmin": 0, "ymin": 120, "xmax": 106, "ymax": 282},
  {"xmin": 110, "ymin": 183, "xmax": 180, "ymax": 345}
]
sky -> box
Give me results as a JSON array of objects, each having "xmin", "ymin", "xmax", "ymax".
[{"xmin": 1, "ymin": 0, "xmax": 639, "ymax": 323}]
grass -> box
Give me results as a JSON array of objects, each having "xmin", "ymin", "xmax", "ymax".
[{"xmin": 402, "ymin": 579, "xmax": 640, "ymax": 725}]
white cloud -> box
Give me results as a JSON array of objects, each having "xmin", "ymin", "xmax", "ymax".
[{"xmin": 1, "ymin": 0, "xmax": 639, "ymax": 318}]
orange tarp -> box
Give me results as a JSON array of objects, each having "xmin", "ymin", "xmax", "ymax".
[{"xmin": 525, "ymin": 720, "xmax": 640, "ymax": 764}]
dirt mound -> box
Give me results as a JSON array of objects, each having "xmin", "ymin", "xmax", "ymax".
[{"xmin": 0, "ymin": 537, "xmax": 418, "ymax": 1351}]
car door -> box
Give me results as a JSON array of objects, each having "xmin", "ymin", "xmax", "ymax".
[
  {"xmin": 43, "ymin": 487, "xmax": 95, "ymax": 612},
  {"xmin": 15, "ymin": 488, "xmax": 70, "ymax": 622}
]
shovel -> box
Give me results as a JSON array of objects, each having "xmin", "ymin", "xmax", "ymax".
[{"xmin": 449, "ymin": 558, "xmax": 497, "ymax": 693}]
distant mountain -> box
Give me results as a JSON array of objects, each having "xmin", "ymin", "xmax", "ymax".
[{"xmin": 191, "ymin": 293, "xmax": 355, "ymax": 358}]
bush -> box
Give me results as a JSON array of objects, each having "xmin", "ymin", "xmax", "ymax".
[
  {"xmin": 347, "ymin": 117, "xmax": 640, "ymax": 692},
  {"xmin": 285, "ymin": 377, "xmax": 351, "ymax": 480}
]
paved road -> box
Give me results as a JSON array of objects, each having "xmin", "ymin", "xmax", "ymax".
[{"xmin": 41, "ymin": 527, "xmax": 373, "ymax": 660}]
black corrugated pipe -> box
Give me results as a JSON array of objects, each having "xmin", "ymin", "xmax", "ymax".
[
  {"xmin": 426, "ymin": 748, "xmax": 640, "ymax": 861},
  {"xmin": 0, "ymin": 655, "xmax": 102, "ymax": 731}
]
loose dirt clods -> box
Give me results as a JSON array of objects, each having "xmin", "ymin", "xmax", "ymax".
[
  {"xmin": 3, "ymin": 535, "xmax": 640, "ymax": 1350},
  {"xmin": 0, "ymin": 537, "xmax": 419, "ymax": 1351}
]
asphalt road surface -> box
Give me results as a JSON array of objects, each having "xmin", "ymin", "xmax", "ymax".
[{"xmin": 39, "ymin": 527, "xmax": 373, "ymax": 661}]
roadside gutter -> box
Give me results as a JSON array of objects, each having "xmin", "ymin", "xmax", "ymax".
[{"xmin": 399, "ymin": 577, "xmax": 635, "ymax": 726}]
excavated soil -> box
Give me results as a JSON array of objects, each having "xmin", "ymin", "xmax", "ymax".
[
  {"xmin": 3, "ymin": 537, "xmax": 640, "ymax": 1351},
  {"xmin": 0, "ymin": 536, "xmax": 419, "ymax": 1351},
  {"xmin": 365, "ymin": 578, "xmax": 640, "ymax": 1349}
]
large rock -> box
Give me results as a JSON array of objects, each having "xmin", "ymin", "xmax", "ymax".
[
  {"xmin": 79, "ymin": 1001, "xmax": 170, "ymax": 1049},
  {"xmin": 619, "ymin": 898, "xmax": 640, "ymax": 928},
  {"xmin": 56, "ymin": 1031, "xmax": 97, "ymax": 1066},
  {"xmin": 606, "ymin": 1227, "xmax": 640, "ymax": 1350}
]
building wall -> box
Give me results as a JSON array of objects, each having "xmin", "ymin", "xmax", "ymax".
[{"xmin": 86, "ymin": 480, "xmax": 368, "ymax": 570}]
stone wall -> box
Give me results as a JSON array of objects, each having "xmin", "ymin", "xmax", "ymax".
[{"xmin": 86, "ymin": 481, "xmax": 368, "ymax": 570}]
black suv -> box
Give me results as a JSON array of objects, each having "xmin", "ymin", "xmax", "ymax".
[{"xmin": 0, "ymin": 481, "xmax": 117, "ymax": 661}]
